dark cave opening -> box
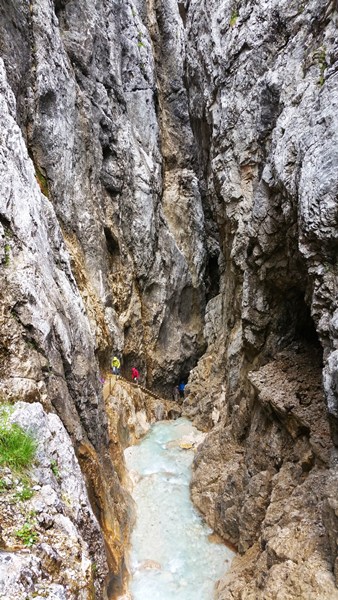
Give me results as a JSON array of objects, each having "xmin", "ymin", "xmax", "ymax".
[
  {"xmin": 294, "ymin": 297, "xmax": 321, "ymax": 347},
  {"xmin": 104, "ymin": 227, "xmax": 120, "ymax": 257},
  {"xmin": 273, "ymin": 287, "xmax": 322, "ymax": 354},
  {"xmin": 205, "ymin": 255, "xmax": 220, "ymax": 302}
]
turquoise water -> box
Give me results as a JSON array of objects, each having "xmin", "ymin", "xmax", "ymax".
[{"xmin": 124, "ymin": 418, "xmax": 234, "ymax": 600}]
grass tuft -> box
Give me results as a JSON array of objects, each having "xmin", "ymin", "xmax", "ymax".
[
  {"xmin": 0, "ymin": 410, "xmax": 37, "ymax": 472},
  {"xmin": 230, "ymin": 9, "xmax": 238, "ymax": 26},
  {"xmin": 15, "ymin": 521, "xmax": 39, "ymax": 547}
]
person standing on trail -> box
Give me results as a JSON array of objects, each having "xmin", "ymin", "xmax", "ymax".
[
  {"xmin": 112, "ymin": 356, "xmax": 120, "ymax": 377},
  {"xmin": 173, "ymin": 385, "xmax": 180, "ymax": 402},
  {"xmin": 178, "ymin": 381, "xmax": 186, "ymax": 400},
  {"xmin": 131, "ymin": 367, "xmax": 139, "ymax": 383}
]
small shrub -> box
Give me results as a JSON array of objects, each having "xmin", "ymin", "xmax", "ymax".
[
  {"xmin": 230, "ymin": 10, "xmax": 238, "ymax": 26},
  {"xmin": 4, "ymin": 243, "xmax": 10, "ymax": 266},
  {"xmin": 50, "ymin": 459, "xmax": 59, "ymax": 478},
  {"xmin": 0, "ymin": 412, "xmax": 37, "ymax": 472},
  {"xmin": 15, "ymin": 521, "xmax": 38, "ymax": 547},
  {"xmin": 14, "ymin": 483, "xmax": 34, "ymax": 501}
]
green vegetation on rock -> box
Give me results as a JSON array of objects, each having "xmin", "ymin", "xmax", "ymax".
[
  {"xmin": 34, "ymin": 165, "xmax": 49, "ymax": 197},
  {"xmin": 50, "ymin": 458, "xmax": 59, "ymax": 478},
  {"xmin": 0, "ymin": 406, "xmax": 37, "ymax": 472},
  {"xmin": 15, "ymin": 520, "xmax": 39, "ymax": 547},
  {"xmin": 230, "ymin": 9, "xmax": 238, "ymax": 26},
  {"xmin": 14, "ymin": 482, "xmax": 34, "ymax": 501},
  {"xmin": 4, "ymin": 243, "xmax": 10, "ymax": 266}
]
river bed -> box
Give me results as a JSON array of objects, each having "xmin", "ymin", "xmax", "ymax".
[{"xmin": 123, "ymin": 418, "xmax": 234, "ymax": 600}]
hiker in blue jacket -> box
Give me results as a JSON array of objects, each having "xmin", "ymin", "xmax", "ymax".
[{"xmin": 178, "ymin": 381, "xmax": 186, "ymax": 400}]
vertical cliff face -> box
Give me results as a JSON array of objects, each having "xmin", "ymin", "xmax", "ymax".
[
  {"xmin": 0, "ymin": 0, "xmax": 209, "ymax": 596},
  {"xmin": 182, "ymin": 0, "xmax": 338, "ymax": 597},
  {"xmin": 0, "ymin": 0, "xmax": 208, "ymax": 392},
  {"xmin": 1, "ymin": 0, "xmax": 338, "ymax": 598},
  {"xmin": 0, "ymin": 52, "xmax": 132, "ymax": 598},
  {"xmin": 184, "ymin": 0, "xmax": 338, "ymax": 430}
]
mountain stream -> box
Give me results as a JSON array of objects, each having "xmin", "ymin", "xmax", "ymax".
[{"xmin": 123, "ymin": 418, "xmax": 235, "ymax": 599}]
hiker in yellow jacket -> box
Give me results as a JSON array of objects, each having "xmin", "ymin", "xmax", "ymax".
[{"xmin": 112, "ymin": 356, "xmax": 120, "ymax": 376}]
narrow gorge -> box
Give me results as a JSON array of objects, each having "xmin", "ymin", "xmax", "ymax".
[{"xmin": 0, "ymin": 0, "xmax": 337, "ymax": 598}]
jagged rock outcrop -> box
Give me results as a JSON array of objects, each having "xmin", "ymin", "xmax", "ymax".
[{"xmin": 0, "ymin": 402, "xmax": 107, "ymax": 599}]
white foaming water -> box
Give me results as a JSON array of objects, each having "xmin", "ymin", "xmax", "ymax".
[{"xmin": 124, "ymin": 418, "xmax": 234, "ymax": 600}]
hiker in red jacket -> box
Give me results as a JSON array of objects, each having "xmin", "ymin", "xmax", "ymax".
[{"xmin": 131, "ymin": 367, "xmax": 139, "ymax": 383}]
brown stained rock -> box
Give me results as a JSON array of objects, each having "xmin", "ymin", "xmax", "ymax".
[
  {"xmin": 191, "ymin": 344, "xmax": 337, "ymax": 598},
  {"xmin": 104, "ymin": 376, "xmax": 181, "ymax": 453},
  {"xmin": 214, "ymin": 462, "xmax": 338, "ymax": 599},
  {"xmin": 249, "ymin": 344, "xmax": 331, "ymax": 465},
  {"xmin": 36, "ymin": 543, "xmax": 62, "ymax": 576}
]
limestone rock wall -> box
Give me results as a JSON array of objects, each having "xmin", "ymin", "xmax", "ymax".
[
  {"xmin": 184, "ymin": 0, "xmax": 338, "ymax": 429},
  {"xmin": 0, "ymin": 0, "xmax": 208, "ymax": 392},
  {"xmin": 182, "ymin": 0, "xmax": 338, "ymax": 597},
  {"xmin": 0, "ymin": 58, "xmax": 132, "ymax": 598}
]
